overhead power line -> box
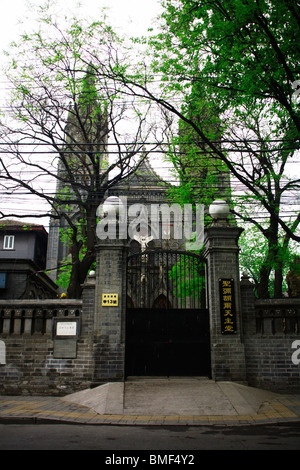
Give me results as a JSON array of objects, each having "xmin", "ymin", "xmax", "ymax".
[{"xmin": 0, "ymin": 139, "xmax": 298, "ymax": 145}]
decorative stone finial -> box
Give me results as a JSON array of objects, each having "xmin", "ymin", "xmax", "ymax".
[{"xmin": 209, "ymin": 199, "xmax": 230, "ymax": 225}]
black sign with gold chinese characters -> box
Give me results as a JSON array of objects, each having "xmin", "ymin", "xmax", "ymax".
[{"xmin": 219, "ymin": 279, "xmax": 237, "ymax": 334}]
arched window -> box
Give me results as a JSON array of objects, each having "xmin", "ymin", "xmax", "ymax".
[{"xmin": 152, "ymin": 294, "xmax": 172, "ymax": 309}]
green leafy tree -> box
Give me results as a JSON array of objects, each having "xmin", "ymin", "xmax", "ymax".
[
  {"xmin": 110, "ymin": 0, "xmax": 300, "ymax": 297},
  {"xmin": 164, "ymin": 91, "xmax": 231, "ymax": 212},
  {"xmin": 239, "ymin": 224, "xmax": 299, "ymax": 297}
]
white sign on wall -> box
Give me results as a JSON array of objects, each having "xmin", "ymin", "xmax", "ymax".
[{"xmin": 56, "ymin": 321, "xmax": 77, "ymax": 337}]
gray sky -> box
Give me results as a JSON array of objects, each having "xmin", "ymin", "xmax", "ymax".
[
  {"xmin": 0, "ymin": 0, "xmax": 162, "ymax": 48},
  {"xmin": 0, "ymin": 0, "xmax": 163, "ymax": 108}
]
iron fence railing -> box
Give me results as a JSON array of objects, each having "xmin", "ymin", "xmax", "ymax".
[{"xmin": 127, "ymin": 249, "xmax": 207, "ymax": 309}]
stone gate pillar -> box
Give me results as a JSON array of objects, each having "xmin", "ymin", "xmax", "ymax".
[
  {"xmin": 93, "ymin": 239, "xmax": 127, "ymax": 384},
  {"xmin": 203, "ymin": 200, "xmax": 247, "ymax": 383}
]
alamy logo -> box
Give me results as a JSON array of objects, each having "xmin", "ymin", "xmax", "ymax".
[
  {"xmin": 96, "ymin": 196, "xmax": 204, "ymax": 250},
  {"xmin": 292, "ymin": 80, "xmax": 300, "ymax": 105},
  {"xmin": 291, "ymin": 340, "xmax": 300, "ymax": 365}
]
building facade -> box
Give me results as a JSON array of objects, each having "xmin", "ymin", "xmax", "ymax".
[
  {"xmin": 1, "ymin": 84, "xmax": 299, "ymax": 395},
  {"xmin": 1, "ymin": 206, "xmax": 299, "ymax": 394},
  {"xmin": 0, "ymin": 220, "xmax": 57, "ymax": 300}
]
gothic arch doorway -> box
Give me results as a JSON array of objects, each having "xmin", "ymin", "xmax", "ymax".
[
  {"xmin": 125, "ymin": 250, "xmax": 211, "ymax": 377},
  {"xmin": 152, "ymin": 294, "xmax": 172, "ymax": 309}
]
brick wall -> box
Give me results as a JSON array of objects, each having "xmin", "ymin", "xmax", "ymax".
[
  {"xmin": 241, "ymin": 276, "xmax": 300, "ymax": 393},
  {"xmin": 93, "ymin": 240, "xmax": 127, "ymax": 384},
  {"xmin": 244, "ymin": 335, "xmax": 300, "ymax": 392},
  {"xmin": 0, "ymin": 275, "xmax": 96, "ymax": 395},
  {"xmin": 204, "ymin": 223, "xmax": 247, "ymax": 383},
  {"xmin": 1, "ymin": 240, "xmax": 299, "ymax": 396}
]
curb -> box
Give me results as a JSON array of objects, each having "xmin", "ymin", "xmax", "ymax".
[
  {"xmin": 1, "ymin": 391, "xmax": 300, "ymax": 427},
  {"xmin": 0, "ymin": 403, "xmax": 300, "ymax": 427}
]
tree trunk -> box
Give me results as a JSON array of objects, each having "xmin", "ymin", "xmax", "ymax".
[
  {"xmin": 67, "ymin": 232, "xmax": 82, "ymax": 298},
  {"xmin": 256, "ymin": 263, "xmax": 271, "ymax": 298},
  {"xmin": 67, "ymin": 260, "xmax": 95, "ymax": 298},
  {"xmin": 66, "ymin": 203, "xmax": 98, "ymax": 298},
  {"xmin": 274, "ymin": 266, "xmax": 283, "ymax": 298},
  {"xmin": 67, "ymin": 262, "xmax": 82, "ymax": 299},
  {"xmin": 67, "ymin": 250, "xmax": 96, "ymax": 299},
  {"xmin": 256, "ymin": 218, "xmax": 279, "ymax": 298}
]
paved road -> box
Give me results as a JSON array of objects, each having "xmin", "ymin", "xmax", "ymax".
[{"xmin": 1, "ymin": 422, "xmax": 300, "ymax": 451}]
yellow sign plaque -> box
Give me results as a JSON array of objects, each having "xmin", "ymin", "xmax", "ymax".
[{"xmin": 102, "ymin": 293, "xmax": 118, "ymax": 306}]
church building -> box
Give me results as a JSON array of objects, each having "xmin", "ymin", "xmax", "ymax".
[{"xmin": 1, "ymin": 69, "xmax": 298, "ymax": 396}]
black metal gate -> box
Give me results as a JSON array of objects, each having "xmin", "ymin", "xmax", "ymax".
[{"xmin": 125, "ymin": 250, "xmax": 211, "ymax": 377}]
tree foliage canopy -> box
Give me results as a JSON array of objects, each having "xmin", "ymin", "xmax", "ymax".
[{"xmin": 145, "ymin": 0, "xmax": 300, "ymax": 297}]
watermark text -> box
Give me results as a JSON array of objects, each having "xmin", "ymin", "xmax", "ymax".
[{"xmin": 96, "ymin": 197, "xmax": 204, "ymax": 250}]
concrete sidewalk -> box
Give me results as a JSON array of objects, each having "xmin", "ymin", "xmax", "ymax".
[{"xmin": 0, "ymin": 378, "xmax": 300, "ymax": 426}]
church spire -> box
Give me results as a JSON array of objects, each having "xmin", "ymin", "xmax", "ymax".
[
  {"xmin": 65, "ymin": 63, "xmax": 108, "ymax": 147},
  {"xmin": 46, "ymin": 64, "xmax": 109, "ymax": 289}
]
